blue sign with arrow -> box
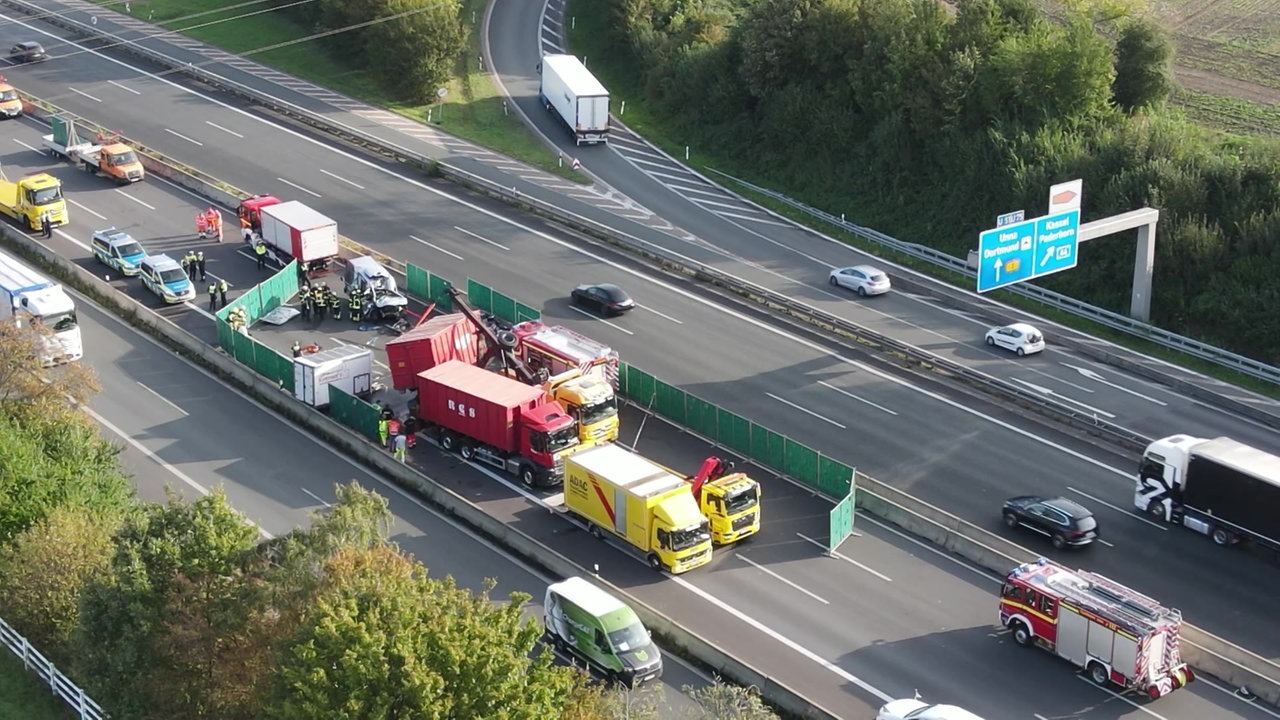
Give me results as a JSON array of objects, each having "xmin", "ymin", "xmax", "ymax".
[{"xmin": 977, "ymin": 209, "xmax": 1080, "ymax": 293}]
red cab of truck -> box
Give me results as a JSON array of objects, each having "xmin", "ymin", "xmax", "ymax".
[
  {"xmin": 415, "ymin": 360, "xmax": 580, "ymax": 487},
  {"xmin": 237, "ymin": 194, "xmax": 280, "ymax": 232},
  {"xmin": 386, "ymin": 313, "xmax": 480, "ymax": 390}
]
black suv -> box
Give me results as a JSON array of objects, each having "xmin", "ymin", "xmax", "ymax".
[{"xmin": 1002, "ymin": 496, "xmax": 1098, "ymax": 549}]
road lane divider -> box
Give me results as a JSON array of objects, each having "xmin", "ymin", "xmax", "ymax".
[{"xmin": 5, "ymin": 71, "xmax": 1279, "ymax": 713}]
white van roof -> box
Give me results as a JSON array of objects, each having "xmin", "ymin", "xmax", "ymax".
[{"xmin": 548, "ymin": 577, "xmax": 627, "ymax": 618}]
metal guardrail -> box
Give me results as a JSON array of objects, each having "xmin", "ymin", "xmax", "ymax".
[
  {"xmin": 1, "ymin": 617, "xmax": 106, "ymax": 720},
  {"xmin": 706, "ymin": 169, "xmax": 1280, "ymax": 387}
]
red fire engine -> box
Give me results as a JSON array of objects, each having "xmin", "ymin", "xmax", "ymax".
[
  {"xmin": 511, "ymin": 321, "xmax": 618, "ymax": 387},
  {"xmin": 999, "ymin": 559, "xmax": 1193, "ymax": 698}
]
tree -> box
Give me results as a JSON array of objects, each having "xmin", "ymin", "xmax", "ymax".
[
  {"xmin": 362, "ymin": 0, "xmax": 467, "ymax": 103},
  {"xmin": 0, "ymin": 320, "xmax": 100, "ymax": 413},
  {"xmin": 680, "ymin": 680, "xmax": 779, "ymax": 719},
  {"xmin": 1112, "ymin": 17, "xmax": 1173, "ymax": 112},
  {"xmin": 0, "ymin": 507, "xmax": 120, "ymax": 665}
]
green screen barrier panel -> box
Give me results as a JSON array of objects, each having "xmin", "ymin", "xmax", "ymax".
[
  {"xmin": 355, "ymin": 394, "xmax": 382, "ymax": 441},
  {"xmin": 717, "ymin": 409, "xmax": 752, "ymax": 456},
  {"xmin": 750, "ymin": 424, "xmax": 786, "ymax": 472},
  {"xmin": 466, "ymin": 279, "xmax": 492, "ymax": 314},
  {"xmin": 627, "ymin": 369, "xmax": 657, "ymax": 409},
  {"xmin": 654, "ymin": 381, "xmax": 687, "ymax": 425},
  {"xmin": 406, "ymin": 264, "xmax": 429, "ymax": 299},
  {"xmin": 784, "ymin": 439, "xmax": 821, "ymax": 488},
  {"xmin": 429, "ymin": 274, "xmax": 453, "ymax": 310},
  {"xmin": 328, "ymin": 385, "xmax": 356, "ymax": 432},
  {"xmin": 491, "ymin": 292, "xmax": 517, "ymax": 324},
  {"xmin": 232, "ymin": 331, "xmax": 255, "ymax": 366},
  {"xmin": 516, "ymin": 303, "xmax": 540, "ymax": 323},
  {"xmin": 216, "ymin": 319, "xmax": 234, "ymax": 354},
  {"xmin": 685, "ymin": 395, "xmax": 718, "ymax": 439},
  {"xmin": 615, "ymin": 362, "xmax": 633, "ymax": 398},
  {"xmin": 819, "ymin": 456, "xmax": 854, "ymax": 497}
]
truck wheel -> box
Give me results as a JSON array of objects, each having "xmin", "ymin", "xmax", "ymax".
[
  {"xmin": 1211, "ymin": 527, "xmax": 1234, "ymax": 546},
  {"xmin": 440, "ymin": 433, "xmax": 457, "ymax": 452},
  {"xmin": 1009, "ymin": 620, "xmax": 1032, "ymax": 647},
  {"xmin": 647, "ymin": 553, "xmax": 663, "ymax": 572},
  {"xmin": 1088, "ymin": 662, "xmax": 1110, "ymax": 686},
  {"xmin": 1147, "ymin": 500, "xmax": 1165, "ymax": 520},
  {"xmin": 459, "ymin": 444, "xmax": 475, "ymax": 461},
  {"xmin": 520, "ymin": 466, "xmax": 537, "ymax": 488},
  {"xmin": 588, "ymin": 523, "xmax": 603, "ymax": 540}
]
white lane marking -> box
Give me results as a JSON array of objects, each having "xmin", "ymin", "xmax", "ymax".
[
  {"xmin": 184, "ymin": 302, "xmax": 217, "ymax": 321},
  {"xmin": 108, "ymin": 79, "xmax": 140, "ymax": 95},
  {"xmin": 568, "ymin": 306, "xmax": 634, "ymax": 335},
  {"xmin": 1065, "ymin": 486, "xmax": 1166, "ymax": 531},
  {"xmin": 766, "ymin": 393, "xmax": 846, "ymax": 429},
  {"xmin": 321, "ymin": 168, "xmax": 365, "ymax": 190},
  {"xmin": 639, "ymin": 305, "xmax": 683, "ymax": 324},
  {"xmin": 114, "ymin": 189, "xmax": 155, "ymax": 210},
  {"xmin": 135, "ymin": 381, "xmax": 188, "ymax": 416},
  {"xmin": 818, "ymin": 380, "xmax": 898, "ymax": 416},
  {"xmin": 454, "ymin": 225, "xmax": 510, "ymax": 251},
  {"xmin": 12, "ymin": 138, "xmax": 39, "ymax": 153},
  {"xmin": 12, "ymin": 10, "xmax": 1136, "ymax": 488},
  {"xmin": 738, "ymin": 555, "xmax": 829, "ymax": 605},
  {"xmin": 859, "ymin": 514, "xmax": 1000, "ymax": 584},
  {"xmin": 1097, "ymin": 539, "xmax": 1116, "ymax": 548},
  {"xmin": 164, "ymin": 127, "xmax": 204, "ymax": 146},
  {"xmin": 796, "ymin": 533, "xmax": 892, "ymax": 582},
  {"xmin": 205, "ymin": 120, "xmax": 243, "ymax": 138},
  {"xmin": 1039, "ymin": 370, "xmax": 1094, "ymax": 394},
  {"xmin": 69, "ymin": 86, "xmax": 101, "ymax": 102},
  {"xmin": 1010, "ymin": 377, "xmax": 1116, "ymax": 418},
  {"xmin": 300, "ymin": 487, "xmax": 332, "ymax": 507},
  {"xmin": 276, "ymin": 177, "xmax": 321, "ymax": 197},
  {"xmin": 410, "ymin": 234, "xmax": 464, "ymax": 260},
  {"xmin": 68, "ymin": 198, "xmax": 106, "ymax": 220},
  {"xmin": 55, "ymin": 227, "xmax": 90, "ymax": 251},
  {"xmin": 1073, "ymin": 675, "xmax": 1169, "ymax": 718},
  {"xmin": 84, "ymin": 406, "xmax": 274, "ymax": 540},
  {"xmin": 1196, "ymin": 674, "xmax": 1280, "ymax": 719},
  {"xmin": 1060, "ymin": 362, "xmax": 1169, "ymax": 406}
]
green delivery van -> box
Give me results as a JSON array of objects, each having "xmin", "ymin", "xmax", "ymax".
[{"xmin": 544, "ymin": 577, "xmax": 663, "ymax": 687}]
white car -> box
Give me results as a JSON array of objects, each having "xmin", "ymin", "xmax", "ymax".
[
  {"xmin": 877, "ymin": 698, "xmax": 985, "ymax": 720},
  {"xmin": 828, "ymin": 265, "xmax": 891, "ymax": 296},
  {"xmin": 985, "ymin": 322, "xmax": 1045, "ymax": 356}
]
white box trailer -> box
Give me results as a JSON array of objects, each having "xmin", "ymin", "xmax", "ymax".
[
  {"xmin": 257, "ymin": 201, "xmax": 339, "ymax": 275},
  {"xmin": 0, "ymin": 249, "xmax": 83, "ymax": 365},
  {"xmin": 539, "ymin": 54, "xmax": 609, "ymax": 145},
  {"xmin": 294, "ymin": 345, "xmax": 373, "ymax": 408}
]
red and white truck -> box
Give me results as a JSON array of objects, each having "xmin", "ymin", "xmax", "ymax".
[
  {"xmin": 415, "ymin": 360, "xmax": 582, "ymax": 488},
  {"xmin": 999, "ymin": 558, "xmax": 1193, "ymax": 698},
  {"xmin": 250, "ymin": 200, "xmax": 339, "ymax": 276}
]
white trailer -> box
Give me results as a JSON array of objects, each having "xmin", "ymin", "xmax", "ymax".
[
  {"xmin": 0, "ymin": 249, "xmax": 83, "ymax": 365},
  {"xmin": 257, "ymin": 201, "xmax": 339, "ymax": 275},
  {"xmin": 294, "ymin": 345, "xmax": 373, "ymax": 408},
  {"xmin": 539, "ymin": 54, "xmax": 609, "ymax": 145}
]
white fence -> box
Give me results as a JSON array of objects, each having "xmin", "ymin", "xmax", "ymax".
[{"xmin": 0, "ymin": 616, "xmax": 106, "ymax": 719}]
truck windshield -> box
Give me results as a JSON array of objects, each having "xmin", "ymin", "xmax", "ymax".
[
  {"xmin": 1138, "ymin": 456, "xmax": 1165, "ymax": 478},
  {"xmin": 42, "ymin": 310, "xmax": 78, "ymax": 333},
  {"xmin": 607, "ymin": 622, "xmax": 649, "ymax": 653},
  {"xmin": 111, "ymin": 151, "xmax": 139, "ymax": 165},
  {"xmin": 580, "ymin": 397, "xmax": 617, "ymax": 425},
  {"xmin": 670, "ymin": 523, "xmax": 710, "ymax": 551},
  {"xmin": 544, "ymin": 426, "xmax": 578, "ymax": 452},
  {"xmin": 0, "ymin": 89, "xmax": 16, "ymax": 101},
  {"xmin": 724, "ymin": 487, "xmax": 759, "ymax": 515},
  {"xmin": 31, "ymin": 186, "xmax": 63, "ymax": 205},
  {"xmin": 159, "ymin": 268, "xmax": 187, "ymax": 284}
]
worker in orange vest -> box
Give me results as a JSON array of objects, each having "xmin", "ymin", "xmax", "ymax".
[
  {"xmin": 195, "ymin": 212, "xmax": 209, "ymax": 238},
  {"xmin": 205, "ymin": 208, "xmax": 223, "ymax": 242}
]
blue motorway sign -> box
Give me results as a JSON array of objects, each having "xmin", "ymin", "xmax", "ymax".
[{"xmin": 976, "ymin": 209, "xmax": 1080, "ymax": 293}]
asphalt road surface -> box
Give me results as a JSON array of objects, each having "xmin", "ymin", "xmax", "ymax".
[{"xmin": 75, "ymin": 292, "xmax": 709, "ymax": 714}]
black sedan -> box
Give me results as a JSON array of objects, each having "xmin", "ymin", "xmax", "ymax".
[
  {"xmin": 1002, "ymin": 496, "xmax": 1098, "ymax": 549},
  {"xmin": 571, "ymin": 283, "xmax": 635, "ymax": 316},
  {"xmin": 9, "ymin": 42, "xmax": 46, "ymax": 63}
]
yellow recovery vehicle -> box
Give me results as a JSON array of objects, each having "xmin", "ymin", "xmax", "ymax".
[
  {"xmin": 561, "ymin": 444, "xmax": 713, "ymax": 574},
  {"xmin": 681, "ymin": 456, "xmax": 761, "ymax": 545},
  {"xmin": 0, "ymin": 169, "xmax": 67, "ymax": 230}
]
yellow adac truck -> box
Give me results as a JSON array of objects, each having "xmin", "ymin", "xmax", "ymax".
[
  {"xmin": 0, "ymin": 171, "xmax": 67, "ymax": 230},
  {"xmin": 562, "ymin": 444, "xmax": 713, "ymax": 574},
  {"xmin": 682, "ymin": 457, "xmax": 761, "ymax": 545}
]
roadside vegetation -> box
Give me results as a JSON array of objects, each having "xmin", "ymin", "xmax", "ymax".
[
  {"xmin": 0, "ymin": 653, "xmax": 74, "ymax": 720},
  {"xmin": 0, "ymin": 320, "xmax": 776, "ymax": 719},
  {"xmin": 93, "ymin": 0, "xmax": 581, "ymax": 179}
]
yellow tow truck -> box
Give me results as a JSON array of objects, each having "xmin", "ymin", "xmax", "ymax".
[
  {"xmin": 0, "ymin": 169, "xmax": 67, "ymax": 230},
  {"xmin": 682, "ymin": 456, "xmax": 761, "ymax": 545}
]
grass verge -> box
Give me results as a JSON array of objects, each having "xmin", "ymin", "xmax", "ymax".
[
  {"xmin": 565, "ymin": 0, "xmax": 1280, "ymax": 400},
  {"xmin": 0, "ymin": 652, "xmax": 74, "ymax": 720},
  {"xmin": 92, "ymin": 0, "xmax": 583, "ymax": 181}
]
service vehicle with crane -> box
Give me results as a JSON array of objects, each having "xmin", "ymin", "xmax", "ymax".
[
  {"xmin": 999, "ymin": 558, "xmax": 1193, "ymax": 698},
  {"xmin": 677, "ymin": 456, "xmax": 761, "ymax": 544},
  {"xmin": 0, "ymin": 169, "xmax": 66, "ymax": 230},
  {"xmin": 557, "ymin": 443, "xmax": 713, "ymax": 574},
  {"xmin": 1137, "ymin": 434, "xmax": 1280, "ymax": 551},
  {"xmin": 414, "ymin": 359, "xmax": 582, "ymax": 488},
  {"xmin": 42, "ymin": 116, "xmax": 144, "ymax": 184}
]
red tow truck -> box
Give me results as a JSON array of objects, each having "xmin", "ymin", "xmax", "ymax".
[
  {"xmin": 414, "ymin": 360, "xmax": 581, "ymax": 488},
  {"xmin": 999, "ymin": 558, "xmax": 1193, "ymax": 698}
]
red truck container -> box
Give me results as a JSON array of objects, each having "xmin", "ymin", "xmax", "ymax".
[
  {"xmin": 416, "ymin": 360, "xmax": 581, "ymax": 487},
  {"xmin": 385, "ymin": 313, "xmax": 479, "ymax": 390},
  {"xmin": 255, "ymin": 200, "xmax": 339, "ymax": 276}
]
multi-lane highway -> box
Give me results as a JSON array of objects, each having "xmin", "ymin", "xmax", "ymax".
[
  {"xmin": 5, "ymin": 6, "xmax": 1280, "ymax": 715},
  {"xmin": 4, "ymin": 14, "xmax": 1280, "ymax": 667},
  {"xmin": 69, "ymin": 265, "xmax": 1277, "ymax": 720}
]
